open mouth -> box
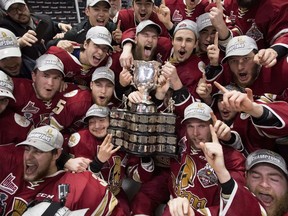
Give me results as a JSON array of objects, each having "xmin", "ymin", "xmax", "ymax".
[
  {"xmin": 178, "ymin": 50, "xmax": 186, "ymax": 57},
  {"xmin": 96, "ymin": 19, "xmax": 105, "ymax": 25},
  {"xmin": 144, "ymin": 46, "xmax": 152, "ymax": 57},
  {"xmin": 258, "ymin": 193, "xmax": 273, "ymax": 207},
  {"xmin": 238, "ymin": 72, "xmax": 248, "ymax": 81},
  {"xmin": 139, "ymin": 13, "xmax": 146, "ymax": 18},
  {"xmin": 25, "ymin": 163, "xmax": 37, "ymax": 175}
]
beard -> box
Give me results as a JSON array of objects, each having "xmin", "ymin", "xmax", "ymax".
[
  {"xmin": 268, "ymin": 192, "xmax": 288, "ymax": 216},
  {"xmin": 237, "ymin": 0, "xmax": 259, "ymax": 8}
]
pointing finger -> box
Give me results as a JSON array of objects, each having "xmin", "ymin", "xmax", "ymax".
[
  {"xmin": 245, "ymin": 88, "xmax": 254, "ymax": 102},
  {"xmin": 117, "ymin": 20, "xmax": 121, "ymax": 30},
  {"xmin": 214, "ymin": 81, "xmax": 228, "ymax": 93},
  {"xmin": 209, "ymin": 124, "xmax": 219, "ymax": 143},
  {"xmin": 214, "ymin": 32, "xmax": 219, "ymax": 47},
  {"xmin": 210, "ymin": 112, "xmax": 217, "ymax": 125},
  {"xmin": 216, "ymin": 0, "xmax": 223, "ymax": 12}
]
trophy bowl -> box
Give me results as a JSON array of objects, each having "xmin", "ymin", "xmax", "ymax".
[{"xmin": 131, "ymin": 60, "xmax": 161, "ymax": 105}]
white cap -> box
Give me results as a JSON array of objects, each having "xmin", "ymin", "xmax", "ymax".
[
  {"xmin": 83, "ymin": 104, "xmax": 110, "ymax": 122},
  {"xmin": 17, "ymin": 126, "xmax": 63, "ymax": 152},
  {"xmin": 2, "ymin": 0, "xmax": 26, "ymax": 10},
  {"xmin": 0, "ymin": 27, "xmax": 21, "ymax": 60},
  {"xmin": 222, "ymin": 35, "xmax": 258, "ymax": 63},
  {"xmin": 0, "ymin": 70, "xmax": 15, "ymax": 101},
  {"xmin": 174, "ymin": 19, "xmax": 199, "ymax": 38},
  {"xmin": 91, "ymin": 66, "xmax": 115, "ymax": 84},
  {"xmin": 181, "ymin": 102, "xmax": 212, "ymax": 123},
  {"xmin": 136, "ymin": 20, "xmax": 162, "ymax": 35},
  {"xmin": 86, "ymin": 0, "xmax": 110, "ymax": 8},
  {"xmin": 22, "ymin": 202, "xmax": 89, "ymax": 216},
  {"xmin": 246, "ymin": 149, "xmax": 288, "ymax": 176},
  {"xmin": 86, "ymin": 26, "xmax": 113, "ymax": 51},
  {"xmin": 196, "ymin": 12, "xmax": 212, "ymax": 32},
  {"xmin": 35, "ymin": 54, "xmax": 65, "ymax": 75}
]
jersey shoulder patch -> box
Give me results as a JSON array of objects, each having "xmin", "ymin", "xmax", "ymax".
[{"xmin": 68, "ymin": 132, "xmax": 81, "ymax": 147}]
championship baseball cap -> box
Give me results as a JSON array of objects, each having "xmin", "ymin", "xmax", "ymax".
[
  {"xmin": 82, "ymin": 104, "xmax": 110, "ymax": 122},
  {"xmin": 86, "ymin": 0, "xmax": 110, "ymax": 8},
  {"xmin": 196, "ymin": 12, "xmax": 212, "ymax": 32},
  {"xmin": 91, "ymin": 66, "xmax": 115, "ymax": 85},
  {"xmin": 23, "ymin": 202, "xmax": 89, "ymax": 216},
  {"xmin": 221, "ymin": 35, "xmax": 258, "ymax": 63},
  {"xmin": 246, "ymin": 149, "xmax": 288, "ymax": 177},
  {"xmin": 0, "ymin": 70, "xmax": 15, "ymax": 101},
  {"xmin": 134, "ymin": 0, "xmax": 154, "ymax": 3},
  {"xmin": 2, "ymin": 0, "xmax": 26, "ymax": 11},
  {"xmin": 174, "ymin": 19, "xmax": 199, "ymax": 39},
  {"xmin": 181, "ymin": 102, "xmax": 212, "ymax": 123},
  {"xmin": 0, "ymin": 28, "xmax": 21, "ymax": 60},
  {"xmin": 16, "ymin": 126, "xmax": 64, "ymax": 152},
  {"xmin": 136, "ymin": 20, "xmax": 162, "ymax": 35},
  {"xmin": 86, "ymin": 26, "xmax": 113, "ymax": 51},
  {"xmin": 34, "ymin": 54, "xmax": 65, "ymax": 75}
]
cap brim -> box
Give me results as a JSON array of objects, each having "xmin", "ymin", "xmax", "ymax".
[
  {"xmin": 0, "ymin": 90, "xmax": 16, "ymax": 102},
  {"xmin": 0, "ymin": 47, "xmax": 21, "ymax": 60},
  {"xmin": 181, "ymin": 114, "xmax": 211, "ymax": 124},
  {"xmin": 247, "ymin": 161, "xmax": 288, "ymax": 176},
  {"xmin": 5, "ymin": 1, "xmax": 26, "ymax": 10},
  {"xmin": 221, "ymin": 48, "xmax": 254, "ymax": 63},
  {"xmin": 90, "ymin": 38, "xmax": 113, "ymax": 51},
  {"xmin": 16, "ymin": 140, "xmax": 54, "ymax": 152},
  {"xmin": 37, "ymin": 66, "xmax": 65, "ymax": 75},
  {"xmin": 83, "ymin": 113, "xmax": 108, "ymax": 122}
]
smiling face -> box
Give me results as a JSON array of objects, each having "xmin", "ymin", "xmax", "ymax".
[
  {"xmin": 32, "ymin": 69, "xmax": 63, "ymax": 101},
  {"xmin": 227, "ymin": 52, "xmax": 260, "ymax": 88},
  {"xmin": 23, "ymin": 146, "xmax": 60, "ymax": 182},
  {"xmin": 172, "ymin": 29, "xmax": 197, "ymax": 63},
  {"xmin": 82, "ymin": 40, "xmax": 110, "ymax": 67},
  {"xmin": 90, "ymin": 79, "xmax": 114, "ymax": 106},
  {"xmin": 246, "ymin": 164, "xmax": 288, "ymax": 216},
  {"xmin": 134, "ymin": 26, "xmax": 159, "ymax": 61},
  {"xmin": 133, "ymin": 0, "xmax": 154, "ymax": 23},
  {"xmin": 88, "ymin": 116, "xmax": 109, "ymax": 138},
  {"xmin": 85, "ymin": 2, "xmax": 110, "ymax": 26},
  {"xmin": 0, "ymin": 57, "xmax": 22, "ymax": 77}
]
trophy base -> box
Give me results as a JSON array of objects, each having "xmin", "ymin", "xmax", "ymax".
[{"xmin": 129, "ymin": 101, "xmax": 157, "ymax": 113}]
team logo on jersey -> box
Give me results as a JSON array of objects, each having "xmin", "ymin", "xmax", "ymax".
[
  {"xmin": 64, "ymin": 90, "xmax": 78, "ymax": 98},
  {"xmin": 197, "ymin": 163, "xmax": 218, "ymax": 188},
  {"xmin": 240, "ymin": 112, "xmax": 250, "ymax": 120},
  {"xmin": 0, "ymin": 173, "xmax": 18, "ymax": 195},
  {"xmin": 108, "ymin": 156, "xmax": 122, "ymax": 196},
  {"xmin": 22, "ymin": 101, "xmax": 40, "ymax": 117},
  {"xmin": 172, "ymin": 10, "xmax": 183, "ymax": 23},
  {"xmin": 176, "ymin": 155, "xmax": 196, "ymax": 189},
  {"xmin": 14, "ymin": 113, "xmax": 31, "ymax": 127},
  {"xmin": 68, "ymin": 133, "xmax": 81, "ymax": 147},
  {"xmin": 7, "ymin": 197, "xmax": 28, "ymax": 216},
  {"xmin": 246, "ymin": 21, "xmax": 263, "ymax": 42},
  {"xmin": 106, "ymin": 56, "xmax": 112, "ymax": 68},
  {"xmin": 0, "ymin": 192, "xmax": 8, "ymax": 216}
]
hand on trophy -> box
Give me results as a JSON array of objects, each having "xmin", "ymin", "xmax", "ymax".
[
  {"xmin": 119, "ymin": 68, "xmax": 133, "ymax": 87},
  {"xmin": 161, "ymin": 61, "xmax": 183, "ymax": 90},
  {"xmin": 155, "ymin": 74, "xmax": 170, "ymax": 100},
  {"xmin": 128, "ymin": 91, "xmax": 151, "ymax": 104}
]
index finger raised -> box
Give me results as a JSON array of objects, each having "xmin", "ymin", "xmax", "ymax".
[
  {"xmin": 214, "ymin": 81, "xmax": 228, "ymax": 93},
  {"xmin": 209, "ymin": 124, "xmax": 219, "ymax": 143},
  {"xmin": 216, "ymin": 0, "xmax": 223, "ymax": 12},
  {"xmin": 214, "ymin": 32, "xmax": 219, "ymax": 47},
  {"xmin": 117, "ymin": 20, "xmax": 121, "ymax": 30}
]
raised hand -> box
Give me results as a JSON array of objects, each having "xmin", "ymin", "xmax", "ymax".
[
  {"xmin": 112, "ymin": 20, "xmax": 122, "ymax": 44},
  {"xmin": 254, "ymin": 48, "xmax": 278, "ymax": 68},
  {"xmin": 168, "ymin": 197, "xmax": 195, "ymax": 216},
  {"xmin": 199, "ymin": 125, "xmax": 231, "ymax": 183},
  {"xmin": 119, "ymin": 67, "xmax": 133, "ymax": 87},
  {"xmin": 207, "ymin": 32, "xmax": 220, "ymax": 66},
  {"xmin": 97, "ymin": 134, "xmax": 121, "ymax": 163},
  {"xmin": 18, "ymin": 30, "xmax": 37, "ymax": 47},
  {"xmin": 211, "ymin": 112, "xmax": 231, "ymax": 142},
  {"xmin": 214, "ymin": 81, "xmax": 254, "ymax": 113},
  {"xmin": 196, "ymin": 73, "xmax": 212, "ymax": 104}
]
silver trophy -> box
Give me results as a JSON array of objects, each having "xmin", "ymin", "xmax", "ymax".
[{"xmin": 130, "ymin": 60, "xmax": 161, "ymax": 113}]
